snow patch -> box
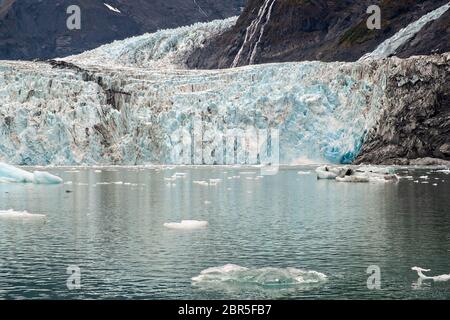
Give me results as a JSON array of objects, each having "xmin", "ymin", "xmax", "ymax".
[{"xmin": 104, "ymin": 3, "xmax": 121, "ymax": 13}]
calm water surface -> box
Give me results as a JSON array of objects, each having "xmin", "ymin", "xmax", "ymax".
[{"xmin": 0, "ymin": 166, "xmax": 450, "ymax": 299}]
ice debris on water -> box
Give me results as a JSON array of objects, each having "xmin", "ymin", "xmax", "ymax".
[
  {"xmin": 412, "ymin": 267, "xmax": 450, "ymax": 282},
  {"xmin": 315, "ymin": 165, "xmax": 399, "ymax": 183}
]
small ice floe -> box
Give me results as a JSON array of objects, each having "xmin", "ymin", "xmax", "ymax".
[
  {"xmin": 240, "ymin": 172, "xmax": 257, "ymax": 175},
  {"xmin": 94, "ymin": 170, "xmax": 102, "ymax": 173},
  {"xmin": 0, "ymin": 162, "xmax": 63, "ymax": 184},
  {"xmin": 192, "ymin": 264, "xmax": 327, "ymax": 288},
  {"xmin": 433, "ymin": 183, "xmax": 438, "ymax": 186},
  {"xmin": 174, "ymin": 173, "xmax": 188, "ymax": 178},
  {"xmin": 419, "ymin": 176, "xmax": 429, "ymax": 180},
  {"xmin": 436, "ymin": 169, "xmax": 450, "ymax": 174},
  {"xmin": 297, "ymin": 171, "xmax": 311, "ymax": 175},
  {"xmin": 163, "ymin": 220, "xmax": 208, "ymax": 230},
  {"xmin": 412, "ymin": 267, "xmax": 450, "ymax": 282},
  {"xmin": 0, "ymin": 209, "xmax": 46, "ymax": 220},
  {"xmin": 193, "ymin": 180, "xmax": 209, "ymax": 186},
  {"xmin": 204, "ymin": 201, "xmax": 211, "ymax": 205}
]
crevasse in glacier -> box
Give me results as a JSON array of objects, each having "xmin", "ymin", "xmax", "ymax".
[{"xmin": 0, "ymin": 17, "xmax": 390, "ymax": 166}]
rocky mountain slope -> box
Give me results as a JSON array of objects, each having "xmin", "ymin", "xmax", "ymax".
[
  {"xmin": 355, "ymin": 54, "xmax": 450, "ymax": 165},
  {"xmin": 0, "ymin": 0, "xmax": 245, "ymax": 60},
  {"xmin": 187, "ymin": 0, "xmax": 450, "ymax": 69}
]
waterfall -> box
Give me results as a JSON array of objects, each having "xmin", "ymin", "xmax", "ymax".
[
  {"xmin": 249, "ymin": 0, "xmax": 276, "ymax": 65},
  {"xmin": 193, "ymin": 0, "xmax": 208, "ymax": 18},
  {"xmin": 232, "ymin": 0, "xmax": 277, "ymax": 67},
  {"xmin": 360, "ymin": 2, "xmax": 450, "ymax": 61}
]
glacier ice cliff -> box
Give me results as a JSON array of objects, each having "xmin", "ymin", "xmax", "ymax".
[{"xmin": 0, "ymin": 18, "xmax": 449, "ymax": 166}]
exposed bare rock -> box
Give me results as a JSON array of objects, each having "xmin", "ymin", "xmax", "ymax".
[{"xmin": 355, "ymin": 53, "xmax": 450, "ymax": 165}]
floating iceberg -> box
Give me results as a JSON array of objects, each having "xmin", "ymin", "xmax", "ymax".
[
  {"xmin": 0, "ymin": 209, "xmax": 46, "ymax": 219},
  {"xmin": 412, "ymin": 267, "xmax": 450, "ymax": 282},
  {"xmin": 0, "ymin": 162, "xmax": 63, "ymax": 184},
  {"xmin": 163, "ymin": 220, "xmax": 208, "ymax": 230},
  {"xmin": 315, "ymin": 166, "xmax": 346, "ymax": 179},
  {"xmin": 192, "ymin": 264, "xmax": 327, "ymax": 288}
]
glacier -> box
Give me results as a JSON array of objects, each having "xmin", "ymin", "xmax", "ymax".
[{"xmin": 0, "ymin": 14, "xmax": 444, "ymax": 166}]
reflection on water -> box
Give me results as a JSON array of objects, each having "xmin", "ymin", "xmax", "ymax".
[{"xmin": 0, "ymin": 166, "xmax": 450, "ymax": 299}]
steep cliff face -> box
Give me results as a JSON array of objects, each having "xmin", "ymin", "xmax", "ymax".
[
  {"xmin": 0, "ymin": 0, "xmax": 245, "ymax": 60},
  {"xmin": 355, "ymin": 54, "xmax": 450, "ymax": 165},
  {"xmin": 187, "ymin": 0, "xmax": 450, "ymax": 69}
]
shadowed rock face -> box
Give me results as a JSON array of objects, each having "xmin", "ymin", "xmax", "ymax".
[
  {"xmin": 0, "ymin": 0, "xmax": 245, "ymax": 60},
  {"xmin": 355, "ymin": 54, "xmax": 450, "ymax": 165},
  {"xmin": 187, "ymin": 0, "xmax": 449, "ymax": 69}
]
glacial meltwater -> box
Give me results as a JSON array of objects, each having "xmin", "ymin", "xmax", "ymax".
[{"xmin": 0, "ymin": 166, "xmax": 450, "ymax": 299}]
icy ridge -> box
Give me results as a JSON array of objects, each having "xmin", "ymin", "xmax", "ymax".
[{"xmin": 63, "ymin": 17, "xmax": 238, "ymax": 69}]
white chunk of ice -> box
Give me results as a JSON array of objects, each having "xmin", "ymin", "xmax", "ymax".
[
  {"xmin": 0, "ymin": 209, "xmax": 46, "ymax": 219},
  {"xmin": 163, "ymin": 220, "xmax": 208, "ymax": 230},
  {"xmin": 192, "ymin": 264, "xmax": 327, "ymax": 287},
  {"xmin": 0, "ymin": 162, "xmax": 63, "ymax": 184}
]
